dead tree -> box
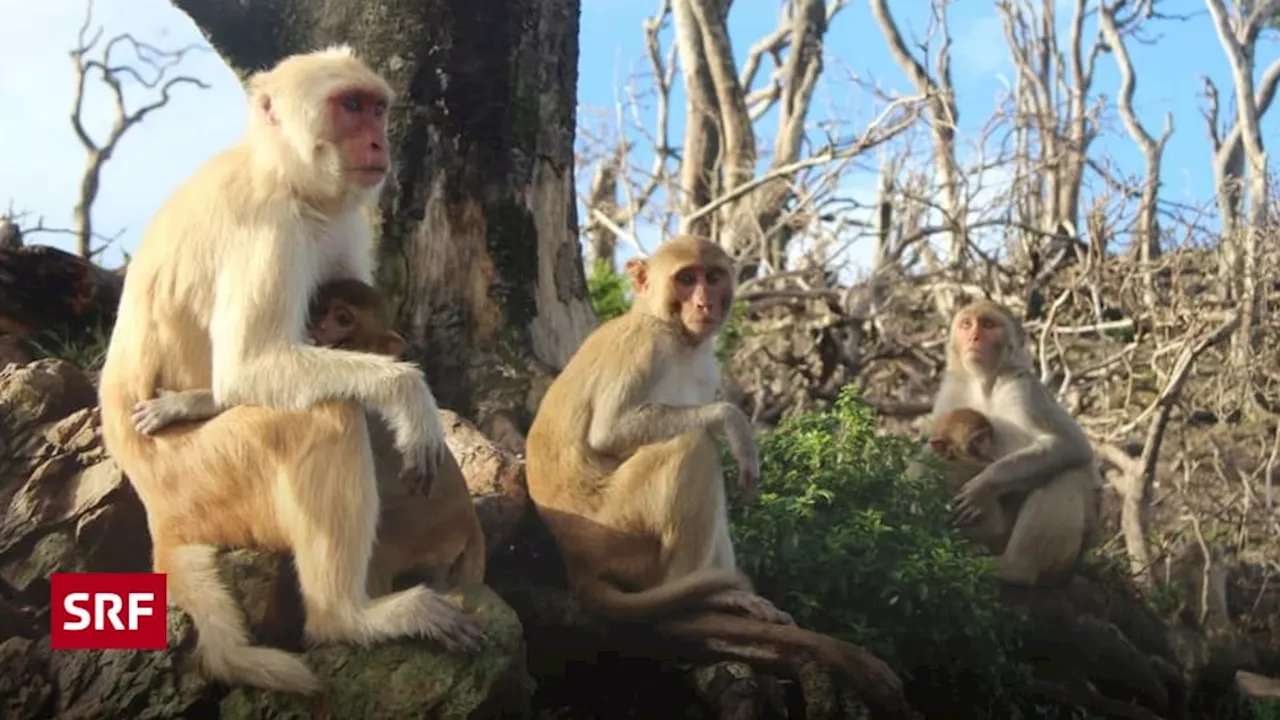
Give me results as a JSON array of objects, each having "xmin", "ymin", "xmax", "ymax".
[
  {"xmin": 1199, "ymin": 6, "xmax": 1280, "ymax": 301},
  {"xmin": 69, "ymin": 0, "xmax": 208, "ymax": 260},
  {"xmin": 1203, "ymin": 0, "xmax": 1279, "ymax": 371},
  {"xmin": 1097, "ymin": 0, "xmax": 1174, "ymax": 302},
  {"xmin": 578, "ymin": 0, "xmax": 917, "ymax": 283},
  {"xmin": 870, "ymin": 0, "xmax": 966, "ymax": 267},
  {"xmin": 997, "ymin": 0, "xmax": 1105, "ymax": 262}
]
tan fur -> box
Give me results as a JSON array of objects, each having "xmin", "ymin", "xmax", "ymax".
[
  {"xmin": 925, "ymin": 408, "xmax": 1020, "ymax": 555},
  {"xmin": 367, "ymin": 418, "xmax": 487, "ymax": 594},
  {"xmin": 526, "ymin": 235, "xmax": 769, "ymax": 621},
  {"xmin": 97, "ymin": 46, "xmax": 481, "ymax": 695},
  {"xmin": 307, "ymin": 279, "xmax": 405, "ymax": 356},
  {"xmin": 526, "ymin": 235, "xmax": 905, "ymax": 706},
  {"xmin": 132, "ymin": 278, "xmax": 485, "ymax": 595},
  {"xmin": 929, "ymin": 299, "xmax": 1101, "ymax": 587}
]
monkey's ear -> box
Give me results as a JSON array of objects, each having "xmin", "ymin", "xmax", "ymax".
[
  {"xmin": 624, "ymin": 258, "xmax": 649, "ymax": 292},
  {"xmin": 248, "ymin": 74, "xmax": 280, "ymax": 126},
  {"xmin": 380, "ymin": 331, "xmax": 407, "ymax": 359},
  {"xmin": 259, "ymin": 94, "xmax": 281, "ymax": 125}
]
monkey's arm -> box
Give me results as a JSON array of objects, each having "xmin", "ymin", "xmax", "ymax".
[
  {"xmin": 132, "ymin": 389, "xmax": 221, "ymax": 435},
  {"xmin": 972, "ymin": 378, "xmax": 1093, "ymax": 495},
  {"xmin": 208, "ymin": 225, "xmax": 444, "ymax": 468},
  {"xmin": 582, "ymin": 340, "xmax": 741, "ymax": 458},
  {"xmin": 588, "ymin": 400, "xmax": 739, "ymax": 457}
]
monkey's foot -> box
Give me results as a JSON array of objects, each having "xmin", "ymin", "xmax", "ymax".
[
  {"xmin": 307, "ymin": 585, "xmax": 488, "ymax": 653},
  {"xmin": 707, "ymin": 590, "xmax": 795, "ymax": 626},
  {"xmin": 381, "ymin": 584, "xmax": 489, "ymax": 653}
]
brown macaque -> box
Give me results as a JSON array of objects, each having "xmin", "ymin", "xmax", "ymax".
[
  {"xmin": 926, "ymin": 299, "xmax": 1101, "ymax": 587},
  {"xmin": 524, "ymin": 235, "xmax": 905, "ymax": 714},
  {"xmin": 97, "ymin": 47, "xmax": 483, "ymax": 696},
  {"xmin": 307, "ymin": 278, "xmax": 407, "ymax": 356},
  {"xmin": 927, "ymin": 408, "xmax": 1021, "ymax": 555}
]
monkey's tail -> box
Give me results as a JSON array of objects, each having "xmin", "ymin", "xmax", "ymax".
[
  {"xmin": 576, "ymin": 569, "xmax": 745, "ymax": 621},
  {"xmin": 166, "ymin": 544, "xmax": 322, "ymax": 694},
  {"xmin": 657, "ymin": 612, "xmax": 912, "ymax": 719}
]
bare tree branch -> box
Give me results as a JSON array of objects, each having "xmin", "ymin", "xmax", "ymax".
[{"xmin": 68, "ymin": 0, "xmax": 210, "ymax": 259}]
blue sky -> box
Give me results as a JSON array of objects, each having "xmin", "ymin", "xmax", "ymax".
[{"xmin": 1, "ymin": 0, "xmax": 1276, "ymax": 270}]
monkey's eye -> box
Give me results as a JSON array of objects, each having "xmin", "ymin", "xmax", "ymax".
[
  {"xmin": 341, "ymin": 95, "xmax": 363, "ymax": 113},
  {"xmin": 675, "ymin": 269, "xmax": 697, "ymax": 286},
  {"xmin": 979, "ymin": 316, "xmax": 997, "ymax": 330},
  {"xmin": 705, "ymin": 268, "xmax": 725, "ymax": 284},
  {"xmin": 336, "ymin": 311, "xmax": 354, "ymax": 328},
  {"xmin": 373, "ymin": 100, "xmax": 388, "ymax": 117},
  {"xmin": 958, "ymin": 317, "xmax": 972, "ymax": 329}
]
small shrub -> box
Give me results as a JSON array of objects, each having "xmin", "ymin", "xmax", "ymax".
[
  {"xmin": 715, "ymin": 298, "xmax": 746, "ymax": 364},
  {"xmin": 587, "ymin": 258, "xmax": 631, "ymax": 322},
  {"xmin": 727, "ymin": 386, "xmax": 1033, "ymax": 714},
  {"xmin": 28, "ymin": 324, "xmax": 111, "ymax": 372}
]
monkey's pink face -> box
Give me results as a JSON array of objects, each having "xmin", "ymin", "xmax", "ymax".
[
  {"xmin": 952, "ymin": 311, "xmax": 1005, "ymax": 370},
  {"xmin": 327, "ymin": 86, "xmax": 390, "ymax": 187},
  {"xmin": 672, "ymin": 263, "xmax": 731, "ymax": 340}
]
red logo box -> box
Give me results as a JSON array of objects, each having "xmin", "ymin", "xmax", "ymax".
[{"xmin": 50, "ymin": 573, "xmax": 168, "ymax": 650}]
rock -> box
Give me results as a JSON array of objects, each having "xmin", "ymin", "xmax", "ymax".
[
  {"xmin": 0, "ymin": 360, "xmax": 150, "ymax": 600},
  {"xmin": 0, "ymin": 358, "xmax": 534, "ymax": 717},
  {"xmin": 998, "ymin": 577, "xmax": 1189, "ymax": 719},
  {"xmin": 0, "ymin": 335, "xmax": 31, "ymax": 369},
  {"xmin": 0, "ymin": 637, "xmax": 54, "ymax": 718},
  {"xmin": 220, "ymin": 583, "xmax": 533, "ymax": 719},
  {"xmin": 440, "ymin": 409, "xmax": 529, "ymax": 553}
]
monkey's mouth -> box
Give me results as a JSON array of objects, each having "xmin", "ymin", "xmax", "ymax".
[
  {"xmin": 690, "ymin": 316, "xmax": 718, "ymax": 329},
  {"xmin": 350, "ymin": 166, "xmax": 389, "ymax": 178}
]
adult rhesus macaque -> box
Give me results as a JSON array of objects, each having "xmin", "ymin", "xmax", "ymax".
[
  {"xmin": 131, "ymin": 279, "xmax": 407, "ymax": 435},
  {"xmin": 927, "ymin": 408, "xmax": 1021, "ymax": 555},
  {"xmin": 97, "ymin": 47, "xmax": 483, "ymax": 695},
  {"xmin": 524, "ymin": 236, "xmax": 907, "ymax": 714},
  {"xmin": 928, "ymin": 299, "xmax": 1100, "ymax": 587},
  {"xmin": 130, "ymin": 278, "xmax": 486, "ymax": 594}
]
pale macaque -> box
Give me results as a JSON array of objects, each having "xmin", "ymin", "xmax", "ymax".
[
  {"xmin": 96, "ymin": 46, "xmax": 482, "ymax": 695},
  {"xmin": 523, "ymin": 235, "xmax": 905, "ymax": 713},
  {"xmin": 925, "ymin": 299, "xmax": 1101, "ymax": 587},
  {"xmin": 130, "ymin": 278, "xmax": 485, "ymax": 595},
  {"xmin": 131, "ymin": 279, "xmax": 407, "ymax": 434}
]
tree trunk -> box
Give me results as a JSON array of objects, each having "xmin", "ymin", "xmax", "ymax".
[{"xmin": 172, "ymin": 0, "xmax": 595, "ymax": 427}]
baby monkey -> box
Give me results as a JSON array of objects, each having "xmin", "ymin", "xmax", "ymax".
[
  {"xmin": 928, "ymin": 408, "xmax": 1021, "ymax": 555},
  {"xmin": 307, "ymin": 278, "xmax": 406, "ymax": 356},
  {"xmin": 132, "ymin": 279, "xmax": 403, "ymax": 434},
  {"xmin": 132, "ymin": 278, "xmax": 486, "ymax": 592}
]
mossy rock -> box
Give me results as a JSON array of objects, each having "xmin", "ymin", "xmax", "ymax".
[{"xmin": 220, "ymin": 583, "xmax": 533, "ymax": 719}]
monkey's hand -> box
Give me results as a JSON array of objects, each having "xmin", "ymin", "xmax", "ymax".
[
  {"xmin": 715, "ymin": 402, "xmax": 761, "ymax": 502},
  {"xmin": 132, "ymin": 389, "xmax": 215, "ymax": 435},
  {"xmin": 952, "ymin": 472, "xmax": 996, "ymax": 526},
  {"xmin": 384, "ymin": 363, "xmax": 449, "ymax": 475}
]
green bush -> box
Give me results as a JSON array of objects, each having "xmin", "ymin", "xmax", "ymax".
[
  {"xmin": 587, "ymin": 259, "xmax": 631, "ymax": 322},
  {"xmin": 727, "ymin": 386, "xmax": 1033, "ymax": 714}
]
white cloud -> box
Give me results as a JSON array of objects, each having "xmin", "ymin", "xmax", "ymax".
[
  {"xmin": 953, "ymin": 13, "xmax": 1009, "ymax": 78},
  {"xmin": 0, "ymin": 0, "xmax": 244, "ymax": 267}
]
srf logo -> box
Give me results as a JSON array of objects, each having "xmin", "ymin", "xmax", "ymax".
[{"xmin": 50, "ymin": 573, "xmax": 167, "ymax": 650}]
